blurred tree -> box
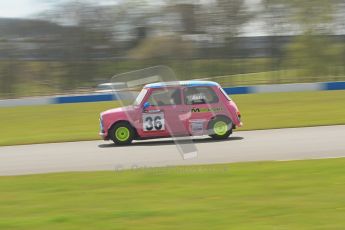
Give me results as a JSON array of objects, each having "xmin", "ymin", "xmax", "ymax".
[
  {"xmin": 262, "ymin": 0, "xmax": 295, "ymax": 36},
  {"xmin": 40, "ymin": 0, "xmax": 116, "ymax": 90},
  {"xmin": 0, "ymin": 61, "xmax": 18, "ymax": 98},
  {"xmin": 285, "ymin": 35, "xmax": 344, "ymax": 78},
  {"xmin": 215, "ymin": 0, "xmax": 253, "ymax": 37},
  {"xmin": 163, "ymin": 2, "xmax": 200, "ymax": 34},
  {"xmin": 0, "ymin": 41, "xmax": 19, "ymax": 98},
  {"xmin": 264, "ymin": 0, "xmax": 344, "ymax": 77},
  {"xmin": 262, "ymin": 0, "xmax": 296, "ymax": 81},
  {"xmin": 107, "ymin": 0, "xmax": 154, "ymax": 49},
  {"xmin": 200, "ymin": 0, "xmax": 253, "ymax": 42},
  {"xmin": 128, "ymin": 36, "xmax": 196, "ymax": 60}
]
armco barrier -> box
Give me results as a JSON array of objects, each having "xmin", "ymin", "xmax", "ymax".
[
  {"xmin": 55, "ymin": 93, "xmax": 115, "ymax": 104},
  {"xmin": 223, "ymin": 86, "xmax": 252, "ymax": 95},
  {"xmin": 221, "ymin": 81, "xmax": 344, "ymax": 95},
  {"xmin": 0, "ymin": 81, "xmax": 344, "ymax": 107},
  {"xmin": 324, "ymin": 81, "xmax": 345, "ymax": 91}
]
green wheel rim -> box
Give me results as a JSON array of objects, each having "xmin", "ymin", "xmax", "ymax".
[
  {"xmin": 115, "ymin": 127, "xmax": 130, "ymax": 141},
  {"xmin": 213, "ymin": 121, "xmax": 228, "ymax": 136}
]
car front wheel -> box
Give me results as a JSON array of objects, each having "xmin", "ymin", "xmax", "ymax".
[{"xmin": 109, "ymin": 122, "xmax": 135, "ymax": 145}]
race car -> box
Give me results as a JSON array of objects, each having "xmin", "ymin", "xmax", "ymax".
[{"xmin": 99, "ymin": 80, "xmax": 242, "ymax": 145}]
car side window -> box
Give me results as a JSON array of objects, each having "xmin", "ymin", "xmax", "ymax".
[
  {"xmin": 148, "ymin": 88, "xmax": 182, "ymax": 106},
  {"xmin": 184, "ymin": 87, "xmax": 219, "ymax": 105}
]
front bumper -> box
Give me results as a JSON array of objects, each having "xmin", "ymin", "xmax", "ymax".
[
  {"xmin": 99, "ymin": 132, "xmax": 109, "ymax": 140},
  {"xmin": 99, "ymin": 117, "xmax": 108, "ymax": 140},
  {"xmin": 237, "ymin": 113, "xmax": 243, "ymax": 127}
]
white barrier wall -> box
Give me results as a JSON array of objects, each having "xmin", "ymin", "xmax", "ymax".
[
  {"xmin": 0, "ymin": 97, "xmax": 54, "ymax": 107},
  {"xmin": 253, "ymin": 83, "xmax": 323, "ymax": 93}
]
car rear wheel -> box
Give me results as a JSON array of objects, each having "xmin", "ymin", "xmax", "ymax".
[
  {"xmin": 109, "ymin": 122, "xmax": 135, "ymax": 145},
  {"xmin": 208, "ymin": 117, "xmax": 232, "ymax": 140}
]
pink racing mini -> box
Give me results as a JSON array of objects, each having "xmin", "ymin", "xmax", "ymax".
[{"xmin": 99, "ymin": 81, "xmax": 242, "ymax": 145}]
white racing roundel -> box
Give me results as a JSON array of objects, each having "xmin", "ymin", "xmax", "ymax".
[{"xmin": 143, "ymin": 113, "xmax": 165, "ymax": 131}]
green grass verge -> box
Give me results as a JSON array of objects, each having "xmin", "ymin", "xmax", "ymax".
[
  {"xmin": 1, "ymin": 90, "xmax": 345, "ymax": 146},
  {"xmin": 232, "ymin": 90, "xmax": 345, "ymax": 130},
  {"xmin": 1, "ymin": 158, "xmax": 345, "ymax": 229}
]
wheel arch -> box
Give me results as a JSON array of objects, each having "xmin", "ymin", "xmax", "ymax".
[{"xmin": 208, "ymin": 114, "xmax": 232, "ymax": 124}]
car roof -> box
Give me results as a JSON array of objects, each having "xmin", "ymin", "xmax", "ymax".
[
  {"xmin": 144, "ymin": 80, "xmax": 219, "ymax": 89},
  {"xmin": 98, "ymin": 82, "xmax": 125, "ymax": 86}
]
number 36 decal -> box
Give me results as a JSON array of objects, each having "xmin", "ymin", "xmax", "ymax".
[{"xmin": 143, "ymin": 113, "xmax": 165, "ymax": 131}]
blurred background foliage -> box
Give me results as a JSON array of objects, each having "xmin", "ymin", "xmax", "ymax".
[{"xmin": 0, "ymin": 0, "xmax": 344, "ymax": 98}]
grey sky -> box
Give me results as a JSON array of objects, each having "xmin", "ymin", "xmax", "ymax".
[
  {"xmin": 0, "ymin": 0, "xmax": 262, "ymax": 18},
  {"xmin": 0, "ymin": 0, "xmax": 123, "ymax": 18},
  {"xmin": 0, "ymin": 0, "xmax": 49, "ymax": 18},
  {"xmin": 0, "ymin": 0, "xmax": 267, "ymax": 36}
]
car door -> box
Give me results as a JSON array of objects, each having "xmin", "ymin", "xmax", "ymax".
[{"xmin": 140, "ymin": 87, "xmax": 188, "ymax": 137}]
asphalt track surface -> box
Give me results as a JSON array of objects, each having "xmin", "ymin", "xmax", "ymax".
[{"xmin": 0, "ymin": 125, "xmax": 344, "ymax": 176}]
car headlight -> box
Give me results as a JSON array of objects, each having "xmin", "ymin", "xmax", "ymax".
[
  {"xmin": 100, "ymin": 117, "xmax": 104, "ymax": 133},
  {"xmin": 237, "ymin": 112, "xmax": 241, "ymax": 121}
]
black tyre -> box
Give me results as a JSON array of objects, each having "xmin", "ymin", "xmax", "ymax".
[
  {"xmin": 208, "ymin": 117, "xmax": 232, "ymax": 140},
  {"xmin": 109, "ymin": 122, "xmax": 135, "ymax": 145}
]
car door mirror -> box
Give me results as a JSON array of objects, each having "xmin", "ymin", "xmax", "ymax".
[{"xmin": 143, "ymin": 102, "xmax": 151, "ymax": 110}]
